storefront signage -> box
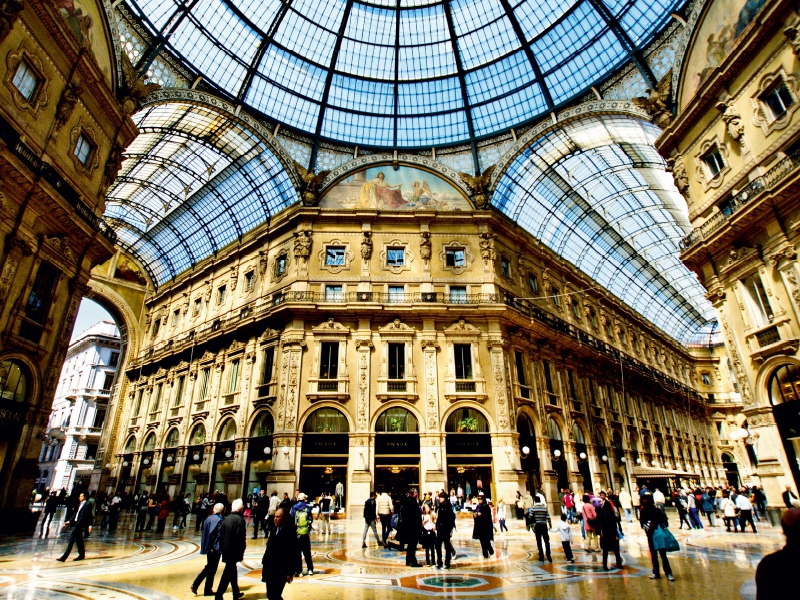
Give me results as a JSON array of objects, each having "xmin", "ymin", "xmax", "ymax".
[
  {"xmin": 446, "ymin": 434, "xmax": 492, "ymax": 455},
  {"xmin": 301, "ymin": 433, "xmax": 349, "ymax": 455},
  {"xmin": 0, "ymin": 399, "xmax": 27, "ymax": 432},
  {"xmin": 375, "ymin": 434, "xmax": 420, "ymax": 455}
]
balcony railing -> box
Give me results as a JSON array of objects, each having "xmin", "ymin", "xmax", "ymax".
[
  {"xmin": 680, "ymin": 152, "xmax": 800, "ymax": 250},
  {"xmin": 755, "ymin": 325, "xmax": 781, "ymax": 348},
  {"xmin": 455, "ymin": 381, "xmax": 476, "ymax": 392},
  {"xmin": 317, "ymin": 381, "xmax": 339, "ymax": 392},
  {"xmin": 387, "ymin": 381, "xmax": 407, "ymax": 392}
]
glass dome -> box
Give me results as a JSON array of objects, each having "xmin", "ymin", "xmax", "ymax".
[{"xmin": 128, "ymin": 0, "xmax": 679, "ymax": 148}]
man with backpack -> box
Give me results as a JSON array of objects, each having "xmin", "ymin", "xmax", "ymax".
[
  {"xmin": 290, "ymin": 493, "xmax": 315, "ymax": 576},
  {"xmin": 191, "ymin": 503, "xmax": 224, "ymax": 596}
]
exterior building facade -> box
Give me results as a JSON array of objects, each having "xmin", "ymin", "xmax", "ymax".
[
  {"xmin": 658, "ymin": 0, "xmax": 800, "ymax": 503},
  {"xmin": 102, "ymin": 178, "xmax": 727, "ymax": 518},
  {"xmin": 38, "ymin": 320, "xmax": 120, "ymax": 494},
  {"xmin": 0, "ymin": 0, "xmax": 136, "ymax": 529}
]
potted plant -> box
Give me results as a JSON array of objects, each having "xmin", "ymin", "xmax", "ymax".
[
  {"xmin": 317, "ymin": 424, "xmax": 333, "ymax": 433},
  {"xmin": 387, "ymin": 416, "xmax": 403, "ymax": 432},
  {"xmin": 458, "ymin": 416, "xmax": 478, "ymax": 432}
]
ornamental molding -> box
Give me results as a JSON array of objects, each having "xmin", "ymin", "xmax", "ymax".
[
  {"xmin": 317, "ymin": 238, "xmax": 354, "ymax": 274},
  {"xmin": 4, "ymin": 41, "xmax": 50, "ymax": 116},
  {"xmin": 489, "ymin": 100, "xmax": 651, "ymax": 192},
  {"xmin": 139, "ymin": 88, "xmax": 303, "ymax": 193},
  {"xmin": 670, "ymin": 0, "xmax": 706, "ymax": 106},
  {"xmin": 378, "ymin": 318, "xmax": 416, "ymax": 335},
  {"xmin": 693, "ymin": 135, "xmax": 729, "ymax": 191},
  {"xmin": 69, "ymin": 118, "xmax": 102, "ymax": 177},
  {"xmin": 443, "ymin": 319, "xmax": 480, "ymax": 334},
  {"xmin": 751, "ymin": 66, "xmax": 800, "ymax": 136},
  {"xmin": 379, "ymin": 239, "xmax": 414, "ymax": 275},
  {"xmin": 312, "ymin": 317, "xmax": 350, "ymax": 334},
  {"xmin": 318, "ymin": 154, "xmax": 473, "ymax": 200},
  {"xmin": 438, "ymin": 240, "xmax": 474, "ymax": 275}
]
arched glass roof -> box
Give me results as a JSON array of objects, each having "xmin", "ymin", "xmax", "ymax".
[
  {"xmin": 127, "ymin": 0, "xmax": 679, "ymax": 148},
  {"xmin": 492, "ymin": 114, "xmax": 716, "ymax": 344},
  {"xmin": 105, "ymin": 101, "xmax": 297, "ymax": 286}
]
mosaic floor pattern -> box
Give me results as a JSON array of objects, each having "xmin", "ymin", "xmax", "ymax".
[{"xmin": 0, "ymin": 510, "xmax": 787, "ymax": 599}]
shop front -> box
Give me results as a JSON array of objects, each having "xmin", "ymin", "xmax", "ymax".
[
  {"xmin": 517, "ymin": 412, "xmax": 541, "ymax": 495},
  {"xmin": 547, "ymin": 418, "xmax": 568, "ymax": 491},
  {"xmin": 374, "ymin": 407, "xmax": 420, "ymax": 498},
  {"xmin": 182, "ymin": 445, "xmax": 205, "ymax": 497},
  {"xmin": 244, "ymin": 412, "xmax": 274, "ymax": 499},
  {"xmin": 445, "ymin": 408, "xmax": 493, "ymax": 502},
  {"xmin": 300, "ymin": 407, "xmax": 349, "ymax": 504}
]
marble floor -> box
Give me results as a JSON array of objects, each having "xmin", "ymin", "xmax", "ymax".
[{"xmin": 0, "ymin": 510, "xmax": 786, "ymax": 599}]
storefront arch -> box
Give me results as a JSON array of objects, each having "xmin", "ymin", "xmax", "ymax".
[
  {"xmin": 300, "ymin": 407, "xmax": 350, "ymax": 503},
  {"xmin": 375, "ymin": 406, "xmax": 419, "ymax": 432},
  {"xmin": 761, "ymin": 359, "xmax": 800, "ymax": 489},
  {"xmin": 442, "ymin": 403, "xmax": 494, "ymax": 433},
  {"xmin": 244, "ymin": 411, "xmax": 275, "ymax": 499},
  {"xmin": 517, "ymin": 410, "xmax": 541, "ymax": 494},
  {"xmin": 217, "ymin": 418, "xmax": 237, "ymax": 442},
  {"xmin": 546, "ymin": 416, "xmax": 569, "ymax": 490},
  {"xmin": 372, "ymin": 403, "xmax": 423, "ymax": 432}
]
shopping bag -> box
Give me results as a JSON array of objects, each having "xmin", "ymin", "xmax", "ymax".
[
  {"xmin": 651, "ymin": 525, "xmax": 667, "ymax": 551},
  {"xmin": 661, "ymin": 526, "xmax": 680, "ymax": 552}
]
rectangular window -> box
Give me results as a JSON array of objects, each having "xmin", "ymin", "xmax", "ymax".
[
  {"xmin": 542, "ymin": 361, "xmax": 555, "ymax": 395},
  {"xmin": 551, "ymin": 287, "xmax": 560, "ymax": 306},
  {"xmin": 589, "ymin": 308, "xmax": 597, "ymax": 328},
  {"xmin": 388, "ymin": 285, "xmax": 405, "ymax": 302},
  {"xmin": 276, "ymin": 254, "xmax": 287, "ymax": 276},
  {"xmin": 319, "ymin": 342, "xmax": 339, "ymax": 379},
  {"xmin": 93, "ymin": 407, "xmax": 107, "ymax": 429},
  {"xmin": 388, "ymin": 343, "xmax": 405, "ymax": 379},
  {"xmin": 109, "ymin": 351, "xmax": 119, "ymax": 366},
  {"xmin": 701, "ymin": 372, "xmax": 711, "ymax": 385},
  {"xmin": 620, "ymin": 329, "xmax": 628, "ymax": 347},
  {"xmin": 528, "ymin": 274, "xmax": 538, "ymax": 294},
  {"xmin": 151, "ymin": 318, "xmax": 161, "ymax": 339},
  {"xmin": 325, "ymin": 246, "xmax": 346, "ymax": 266},
  {"xmin": 152, "ymin": 383, "xmax": 162, "ymax": 412},
  {"xmin": 567, "ymin": 369, "xmax": 578, "ymax": 399},
  {"xmin": 702, "ymin": 147, "xmax": 725, "ymax": 177},
  {"xmin": 193, "ymin": 297, "xmax": 202, "ymax": 316},
  {"xmin": 445, "ymin": 248, "xmax": 465, "ymax": 267},
  {"xmin": 450, "ymin": 285, "xmax": 467, "ymax": 303},
  {"xmin": 454, "ymin": 343, "xmax": 473, "ymax": 380},
  {"xmin": 387, "ymin": 247, "xmax": 405, "ymax": 267},
  {"xmin": 24, "ymin": 261, "xmax": 59, "ymax": 326},
  {"xmin": 74, "ymin": 133, "xmax": 94, "ymax": 165},
  {"xmin": 742, "ymin": 274, "xmax": 773, "ymax": 325},
  {"xmin": 199, "ymin": 368, "xmax": 211, "ymax": 399},
  {"xmin": 12, "ymin": 61, "xmax": 41, "ymax": 101},
  {"xmin": 500, "ymin": 256, "xmax": 510, "ymax": 277},
  {"xmin": 102, "ymin": 372, "xmax": 115, "ymax": 390},
  {"xmin": 260, "ymin": 347, "xmax": 275, "ymax": 384},
  {"xmin": 244, "ymin": 270, "xmax": 255, "ymax": 290},
  {"xmin": 571, "ymin": 300, "xmax": 581, "ymax": 319},
  {"xmin": 325, "ymin": 284, "xmax": 343, "ymax": 301},
  {"xmin": 515, "ymin": 351, "xmax": 527, "ymax": 386},
  {"xmin": 228, "ymin": 359, "xmax": 240, "ymax": 393},
  {"xmin": 173, "ymin": 375, "xmax": 185, "ymax": 406},
  {"xmin": 762, "ymin": 82, "xmax": 794, "ymax": 118},
  {"xmin": 172, "ymin": 309, "xmax": 180, "ymax": 326},
  {"xmin": 217, "ymin": 285, "xmax": 226, "ymax": 305}
]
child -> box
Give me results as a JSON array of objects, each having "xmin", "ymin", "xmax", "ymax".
[
  {"xmin": 421, "ymin": 504, "xmax": 437, "ymax": 566},
  {"xmin": 556, "ymin": 514, "xmax": 575, "ymax": 563}
]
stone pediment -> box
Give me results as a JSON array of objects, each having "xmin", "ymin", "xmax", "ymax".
[
  {"xmin": 443, "ymin": 319, "xmax": 480, "ymax": 334},
  {"xmin": 199, "ymin": 350, "xmax": 215, "ymax": 362},
  {"xmin": 313, "ymin": 317, "xmax": 350, "ymax": 333},
  {"xmin": 720, "ymin": 246, "xmax": 760, "ymax": 277},
  {"xmin": 379, "ymin": 319, "xmax": 415, "ymax": 334}
]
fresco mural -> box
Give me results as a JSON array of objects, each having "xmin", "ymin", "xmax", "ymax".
[
  {"xmin": 319, "ymin": 166, "xmax": 471, "ymax": 211},
  {"xmin": 680, "ymin": 0, "xmax": 767, "ymax": 108}
]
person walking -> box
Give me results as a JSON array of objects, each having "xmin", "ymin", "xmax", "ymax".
[
  {"xmin": 653, "ymin": 488, "xmax": 666, "ymax": 513},
  {"xmin": 598, "ymin": 491, "xmax": 623, "ymax": 571},
  {"xmin": 362, "ymin": 491, "xmax": 382, "ymax": 548},
  {"xmin": 701, "ymin": 489, "xmax": 716, "ymax": 527},
  {"xmin": 318, "ymin": 491, "xmax": 332, "ymax": 535},
  {"xmin": 435, "ymin": 492, "xmax": 456, "ymax": 569},
  {"xmin": 674, "ymin": 491, "xmax": 690, "ymax": 530},
  {"xmin": 251, "ymin": 490, "xmax": 265, "ymax": 539},
  {"xmin": 421, "ymin": 504, "xmax": 437, "ymax": 566},
  {"xmin": 736, "ymin": 490, "xmax": 758, "ymax": 533},
  {"xmin": 563, "ymin": 490, "xmax": 575, "ymax": 524},
  {"xmin": 377, "ymin": 490, "xmax": 394, "ymax": 547},
  {"xmin": 191, "ymin": 503, "xmax": 224, "ymax": 596},
  {"xmin": 522, "ymin": 490, "xmax": 534, "ymax": 531},
  {"xmin": 782, "ymin": 485, "xmax": 800, "ymax": 508},
  {"xmin": 261, "ymin": 508, "xmax": 296, "ymax": 600},
  {"xmin": 135, "ymin": 490, "xmax": 149, "ymax": 533},
  {"xmin": 581, "ymin": 494, "xmax": 598, "ymax": 552},
  {"xmin": 108, "ymin": 491, "xmax": 122, "ymax": 534},
  {"xmin": 640, "ymin": 493, "xmax": 674, "ymax": 581},
  {"xmin": 157, "ymin": 494, "xmax": 170, "ymax": 533},
  {"xmin": 196, "ymin": 493, "xmax": 211, "ymax": 533},
  {"xmin": 399, "ymin": 488, "xmax": 422, "ymax": 567},
  {"xmin": 215, "ymin": 498, "xmax": 246, "ymax": 600},
  {"xmin": 145, "ymin": 493, "xmax": 159, "ymax": 532},
  {"xmin": 290, "ymin": 493, "xmax": 315, "ymax": 576},
  {"xmin": 41, "ymin": 491, "xmax": 59, "ymax": 535},
  {"xmin": 618, "ymin": 489, "xmax": 633, "ymax": 523},
  {"xmin": 556, "ymin": 514, "xmax": 575, "ymax": 562},
  {"xmin": 266, "ymin": 491, "xmax": 279, "ymax": 537},
  {"xmin": 497, "ymin": 498, "xmax": 508, "ymax": 533},
  {"xmin": 56, "ymin": 492, "xmax": 93, "ymax": 562},
  {"xmin": 755, "ymin": 508, "xmax": 799, "ymax": 599},
  {"xmin": 472, "ymin": 493, "xmax": 494, "ymax": 558},
  {"xmin": 719, "ymin": 490, "xmax": 738, "ymax": 531},
  {"xmin": 687, "ymin": 492, "xmax": 703, "ymax": 529},
  {"xmin": 530, "ymin": 494, "xmax": 552, "ymax": 562}
]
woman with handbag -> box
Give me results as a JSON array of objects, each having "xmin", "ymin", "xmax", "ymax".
[
  {"xmin": 640, "ymin": 493, "xmax": 675, "ymax": 581},
  {"xmin": 421, "ymin": 504, "xmax": 437, "ymax": 566},
  {"xmin": 581, "ymin": 495, "xmax": 598, "ymax": 552},
  {"xmin": 720, "ymin": 490, "xmax": 739, "ymax": 532}
]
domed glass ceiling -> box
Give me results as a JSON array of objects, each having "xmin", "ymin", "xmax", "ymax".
[{"xmin": 128, "ymin": 0, "xmax": 678, "ymax": 148}]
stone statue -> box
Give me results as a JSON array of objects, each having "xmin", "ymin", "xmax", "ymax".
[
  {"xmin": 458, "ymin": 165, "xmax": 495, "ymax": 208},
  {"xmin": 360, "ymin": 231, "xmax": 372, "ymax": 261},
  {"xmin": 54, "ymin": 82, "xmax": 83, "ymax": 133},
  {"xmin": 294, "ymin": 161, "xmax": 330, "ymax": 206},
  {"xmin": 785, "ymin": 15, "xmax": 800, "ymax": 58},
  {"xmin": 666, "ymin": 155, "xmax": 690, "ymax": 199},
  {"xmin": 715, "ymin": 101, "xmax": 745, "ymax": 143},
  {"xmin": 120, "ymin": 53, "xmax": 161, "ymax": 115},
  {"xmin": 479, "ymin": 232, "xmax": 496, "ymax": 262},
  {"xmin": 293, "ymin": 230, "xmax": 312, "ymax": 261},
  {"xmin": 632, "ymin": 72, "xmax": 673, "ymax": 129}
]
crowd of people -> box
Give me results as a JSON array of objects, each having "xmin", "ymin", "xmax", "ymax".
[{"xmin": 34, "ymin": 480, "xmax": 800, "ymax": 598}]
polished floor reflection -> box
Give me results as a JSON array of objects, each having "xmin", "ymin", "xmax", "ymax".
[{"xmin": 0, "ymin": 510, "xmax": 784, "ymax": 599}]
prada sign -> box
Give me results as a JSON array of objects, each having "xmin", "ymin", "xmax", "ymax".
[
  {"xmin": 301, "ymin": 433, "xmax": 349, "ymax": 455},
  {"xmin": 375, "ymin": 434, "xmax": 420, "ymax": 455},
  {"xmin": 446, "ymin": 434, "xmax": 492, "ymax": 455}
]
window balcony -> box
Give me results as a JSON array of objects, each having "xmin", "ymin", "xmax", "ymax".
[
  {"xmin": 746, "ymin": 317, "xmax": 799, "ymax": 363},
  {"xmin": 455, "ymin": 381, "xmax": 476, "ymax": 392},
  {"xmin": 376, "ymin": 379, "xmax": 418, "ymax": 403},
  {"xmin": 222, "ymin": 391, "xmax": 239, "ymax": 406},
  {"xmin": 307, "ymin": 378, "xmax": 349, "ymax": 402}
]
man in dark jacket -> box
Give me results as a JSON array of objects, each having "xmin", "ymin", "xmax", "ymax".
[
  {"xmin": 399, "ymin": 488, "xmax": 422, "ymax": 567},
  {"xmin": 57, "ymin": 492, "xmax": 93, "ymax": 561},
  {"xmin": 598, "ymin": 491, "xmax": 623, "ymax": 570},
  {"xmin": 640, "ymin": 493, "xmax": 674, "ymax": 581},
  {"xmin": 192, "ymin": 502, "xmax": 224, "ymax": 596},
  {"xmin": 41, "ymin": 491, "xmax": 60, "ymax": 535},
  {"xmin": 756, "ymin": 508, "xmax": 799, "ymax": 599},
  {"xmin": 362, "ymin": 491, "xmax": 381, "ymax": 548},
  {"xmin": 530, "ymin": 494, "xmax": 552, "ymax": 562},
  {"xmin": 135, "ymin": 490, "xmax": 149, "ymax": 532},
  {"xmin": 215, "ymin": 499, "xmax": 246, "ymax": 600},
  {"xmin": 435, "ymin": 492, "xmax": 456, "ymax": 569},
  {"xmin": 261, "ymin": 508, "xmax": 296, "ymax": 600}
]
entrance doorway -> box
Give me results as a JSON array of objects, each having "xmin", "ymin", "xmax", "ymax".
[
  {"xmin": 768, "ymin": 364, "xmax": 800, "ymax": 490},
  {"xmin": 447, "ymin": 465, "xmax": 492, "ymax": 502},
  {"xmin": 375, "ymin": 466, "xmax": 420, "ymax": 501},
  {"xmin": 301, "ymin": 408, "xmax": 350, "ymax": 507},
  {"xmin": 517, "ymin": 412, "xmax": 541, "ymax": 495},
  {"xmin": 299, "ymin": 466, "xmax": 347, "ymax": 502},
  {"xmin": 722, "ymin": 452, "xmax": 740, "ymax": 488}
]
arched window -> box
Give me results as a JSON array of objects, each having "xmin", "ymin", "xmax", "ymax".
[
  {"xmin": 142, "ymin": 432, "xmax": 156, "ymax": 451},
  {"xmin": 189, "ymin": 423, "xmax": 206, "ymax": 445},
  {"xmin": 768, "ymin": 364, "xmax": 800, "ymax": 405},
  {"xmin": 445, "ymin": 408, "xmax": 489, "ymax": 433},
  {"xmin": 124, "ymin": 436, "xmax": 136, "ymax": 453},
  {"xmin": 593, "ymin": 426, "xmax": 607, "ymax": 448},
  {"xmin": 217, "ymin": 418, "xmax": 237, "ymax": 441},
  {"xmin": 0, "ymin": 359, "xmax": 28, "ymax": 403},
  {"xmin": 376, "ymin": 407, "xmax": 419, "ymax": 432},
  {"xmin": 303, "ymin": 407, "xmax": 349, "ymax": 433},
  {"xmin": 572, "ymin": 423, "xmax": 586, "ymax": 444},
  {"xmin": 250, "ymin": 412, "xmax": 275, "ymax": 437},
  {"xmin": 721, "ymin": 452, "xmax": 736, "ymax": 463},
  {"xmin": 164, "ymin": 428, "xmax": 180, "ymax": 448},
  {"xmin": 517, "ymin": 412, "xmax": 535, "ymax": 437},
  {"xmin": 547, "ymin": 418, "xmax": 563, "ymax": 441}
]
